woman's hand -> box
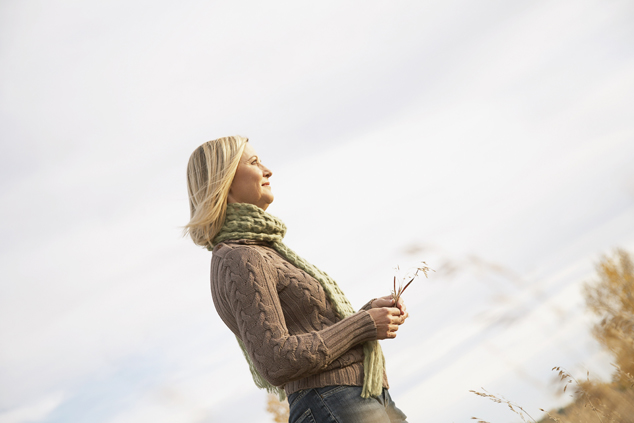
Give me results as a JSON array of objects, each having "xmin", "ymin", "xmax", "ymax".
[
  {"xmin": 367, "ymin": 307, "xmax": 404, "ymax": 339},
  {"xmin": 367, "ymin": 296, "xmax": 409, "ymax": 340},
  {"xmin": 371, "ymin": 295, "xmax": 408, "ymax": 318}
]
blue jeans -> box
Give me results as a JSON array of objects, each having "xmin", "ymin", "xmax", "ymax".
[{"xmin": 287, "ymin": 386, "xmax": 408, "ymax": 423}]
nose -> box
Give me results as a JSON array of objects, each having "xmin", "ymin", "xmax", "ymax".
[{"xmin": 262, "ymin": 164, "xmax": 272, "ymax": 178}]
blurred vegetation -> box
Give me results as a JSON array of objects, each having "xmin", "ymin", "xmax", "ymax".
[
  {"xmin": 266, "ymin": 393, "xmax": 289, "ymax": 422},
  {"xmin": 583, "ymin": 249, "xmax": 634, "ymax": 388},
  {"xmin": 538, "ymin": 249, "xmax": 634, "ymax": 423},
  {"xmin": 473, "ymin": 249, "xmax": 634, "ymax": 423}
]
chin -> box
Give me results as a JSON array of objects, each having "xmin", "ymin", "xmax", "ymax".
[{"xmin": 261, "ymin": 196, "xmax": 274, "ymax": 210}]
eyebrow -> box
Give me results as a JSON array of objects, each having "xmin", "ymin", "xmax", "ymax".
[{"xmin": 246, "ymin": 155, "xmax": 258, "ymax": 162}]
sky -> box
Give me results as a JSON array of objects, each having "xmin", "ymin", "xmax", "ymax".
[{"xmin": 1, "ymin": 0, "xmax": 634, "ymax": 422}]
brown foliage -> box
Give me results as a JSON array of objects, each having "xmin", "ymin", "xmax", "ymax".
[
  {"xmin": 538, "ymin": 381, "xmax": 634, "ymax": 423},
  {"xmin": 472, "ymin": 249, "xmax": 634, "ymax": 423},
  {"xmin": 538, "ymin": 249, "xmax": 634, "ymax": 423},
  {"xmin": 583, "ymin": 249, "xmax": 634, "ymax": 388},
  {"xmin": 266, "ymin": 393, "xmax": 289, "ymax": 423}
]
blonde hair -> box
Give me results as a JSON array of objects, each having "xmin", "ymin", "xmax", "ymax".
[{"xmin": 184, "ymin": 136, "xmax": 248, "ymax": 247}]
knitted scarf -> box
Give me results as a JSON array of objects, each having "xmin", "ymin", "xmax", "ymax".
[{"xmin": 210, "ymin": 202, "xmax": 386, "ymax": 399}]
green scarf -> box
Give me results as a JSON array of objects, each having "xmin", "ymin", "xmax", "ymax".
[{"xmin": 210, "ymin": 202, "xmax": 385, "ymax": 399}]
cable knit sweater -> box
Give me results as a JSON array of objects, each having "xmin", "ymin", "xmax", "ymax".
[{"xmin": 210, "ymin": 239, "xmax": 389, "ymax": 395}]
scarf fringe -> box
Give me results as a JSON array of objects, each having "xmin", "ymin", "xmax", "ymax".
[{"xmin": 237, "ymin": 337, "xmax": 286, "ymax": 401}]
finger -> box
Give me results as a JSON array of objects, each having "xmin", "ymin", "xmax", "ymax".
[
  {"xmin": 373, "ymin": 298, "xmax": 395, "ymax": 308},
  {"xmin": 391, "ymin": 310, "xmax": 408, "ymax": 324},
  {"xmin": 389, "ymin": 315, "xmax": 405, "ymax": 326},
  {"xmin": 387, "ymin": 307, "xmax": 402, "ymax": 315}
]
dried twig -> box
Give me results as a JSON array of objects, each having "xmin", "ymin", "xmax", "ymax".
[{"xmin": 391, "ymin": 261, "xmax": 433, "ymax": 304}]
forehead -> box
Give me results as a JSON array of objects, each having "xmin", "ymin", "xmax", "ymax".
[{"xmin": 241, "ymin": 143, "xmax": 257, "ymax": 159}]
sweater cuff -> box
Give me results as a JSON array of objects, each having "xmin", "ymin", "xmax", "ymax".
[
  {"xmin": 320, "ymin": 311, "xmax": 377, "ymax": 360},
  {"xmin": 359, "ymin": 299, "xmax": 376, "ymax": 312}
]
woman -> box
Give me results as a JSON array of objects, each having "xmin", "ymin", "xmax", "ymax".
[{"xmin": 185, "ymin": 136, "xmax": 409, "ymax": 423}]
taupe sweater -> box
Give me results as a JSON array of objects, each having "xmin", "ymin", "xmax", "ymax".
[{"xmin": 210, "ymin": 239, "xmax": 389, "ymax": 395}]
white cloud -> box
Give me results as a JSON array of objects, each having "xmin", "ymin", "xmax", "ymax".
[
  {"xmin": 0, "ymin": 393, "xmax": 65, "ymax": 423},
  {"xmin": 1, "ymin": 0, "xmax": 633, "ymax": 421}
]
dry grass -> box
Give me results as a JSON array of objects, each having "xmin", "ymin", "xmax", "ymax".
[
  {"xmin": 471, "ymin": 249, "xmax": 634, "ymax": 423},
  {"xmin": 392, "ymin": 262, "xmax": 433, "ymax": 304},
  {"xmin": 469, "ymin": 388, "xmax": 540, "ymax": 423}
]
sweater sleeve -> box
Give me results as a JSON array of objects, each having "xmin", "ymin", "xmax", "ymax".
[
  {"xmin": 359, "ymin": 299, "xmax": 376, "ymax": 312},
  {"xmin": 217, "ymin": 246, "xmax": 378, "ymax": 387}
]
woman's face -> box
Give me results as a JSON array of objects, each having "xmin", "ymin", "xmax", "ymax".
[{"xmin": 227, "ymin": 143, "xmax": 274, "ymax": 210}]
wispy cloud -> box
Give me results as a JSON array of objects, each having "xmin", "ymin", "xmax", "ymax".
[
  {"xmin": 0, "ymin": 392, "xmax": 65, "ymax": 423},
  {"xmin": 1, "ymin": 0, "xmax": 633, "ymax": 421}
]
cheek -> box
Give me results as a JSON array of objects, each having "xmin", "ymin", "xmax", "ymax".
[
  {"xmin": 250, "ymin": 169, "xmax": 264, "ymax": 185},
  {"xmin": 230, "ymin": 170, "xmax": 252, "ymax": 196},
  {"xmin": 243, "ymin": 169, "xmax": 263, "ymax": 195}
]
